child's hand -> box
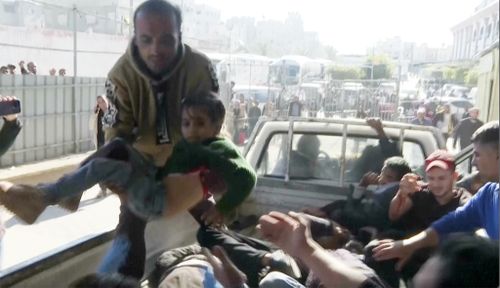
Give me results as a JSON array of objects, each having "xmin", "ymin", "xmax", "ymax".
[{"xmin": 201, "ymin": 204, "xmax": 224, "ymax": 227}]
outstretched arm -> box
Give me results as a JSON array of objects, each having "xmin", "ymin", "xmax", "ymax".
[
  {"xmin": 0, "ymin": 96, "xmax": 22, "ymax": 157},
  {"xmin": 372, "ymin": 228, "xmax": 439, "ymax": 271},
  {"xmin": 388, "ymin": 173, "xmax": 420, "ymax": 221},
  {"xmin": 366, "ymin": 117, "xmax": 400, "ymax": 157},
  {"xmin": 259, "ymin": 211, "xmax": 369, "ymax": 288}
]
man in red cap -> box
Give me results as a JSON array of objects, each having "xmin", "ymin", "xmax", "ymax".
[
  {"xmin": 373, "ymin": 121, "xmax": 499, "ymax": 272},
  {"xmin": 387, "ymin": 150, "xmax": 471, "ymax": 236},
  {"xmin": 364, "ymin": 150, "xmax": 472, "ymax": 287}
]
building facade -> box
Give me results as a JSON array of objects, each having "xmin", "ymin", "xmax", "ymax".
[{"xmin": 451, "ymin": 0, "xmax": 499, "ymax": 62}]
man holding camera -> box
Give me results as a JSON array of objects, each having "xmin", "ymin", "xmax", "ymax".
[{"xmin": 0, "ymin": 95, "xmax": 22, "ymax": 268}]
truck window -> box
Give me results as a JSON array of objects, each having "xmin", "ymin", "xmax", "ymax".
[
  {"xmin": 345, "ymin": 137, "xmax": 426, "ymax": 182},
  {"xmin": 345, "ymin": 137, "xmax": 381, "ymax": 182},
  {"xmin": 256, "ymin": 133, "xmax": 288, "ymax": 177},
  {"xmin": 402, "ymin": 141, "xmax": 426, "ymax": 175},
  {"xmin": 256, "ymin": 133, "xmax": 342, "ymax": 181}
]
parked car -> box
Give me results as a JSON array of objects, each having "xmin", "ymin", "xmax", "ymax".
[
  {"xmin": 446, "ymin": 85, "xmax": 470, "ymax": 98},
  {"xmin": 428, "ymin": 96, "xmax": 474, "ymax": 117}
]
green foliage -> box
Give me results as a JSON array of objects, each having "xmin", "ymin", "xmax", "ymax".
[
  {"xmin": 327, "ymin": 65, "xmax": 361, "ymax": 80},
  {"xmin": 443, "ymin": 67, "xmax": 455, "ymax": 81},
  {"xmin": 430, "ymin": 65, "xmax": 476, "ymax": 85},
  {"xmin": 465, "ymin": 69, "xmax": 478, "ymax": 85},
  {"xmin": 364, "ymin": 54, "xmax": 394, "ymax": 79},
  {"xmin": 324, "ymin": 45, "xmax": 337, "ymax": 61},
  {"xmin": 454, "ymin": 67, "xmax": 468, "ymax": 84}
]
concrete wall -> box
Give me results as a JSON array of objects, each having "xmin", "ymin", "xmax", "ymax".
[
  {"xmin": 0, "ymin": 24, "xmax": 128, "ymax": 77},
  {"xmin": 0, "ymin": 75, "xmax": 106, "ymax": 168}
]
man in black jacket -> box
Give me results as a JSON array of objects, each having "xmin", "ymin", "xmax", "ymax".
[
  {"xmin": 432, "ymin": 104, "xmax": 458, "ymax": 142},
  {"xmin": 453, "ymin": 107, "xmax": 483, "ymax": 150}
]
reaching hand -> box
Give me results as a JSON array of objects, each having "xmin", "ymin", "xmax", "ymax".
[
  {"xmin": 398, "ymin": 173, "xmax": 422, "ymax": 197},
  {"xmin": 360, "ymin": 172, "xmax": 379, "ymax": 187},
  {"xmin": 366, "ymin": 118, "xmax": 383, "ymax": 132},
  {"xmin": 203, "ymin": 246, "xmax": 247, "ymax": 288},
  {"xmin": 201, "ymin": 204, "xmax": 224, "ymax": 227},
  {"xmin": 372, "ymin": 239, "xmax": 414, "ymax": 271},
  {"xmin": 258, "ymin": 211, "xmax": 315, "ymax": 259}
]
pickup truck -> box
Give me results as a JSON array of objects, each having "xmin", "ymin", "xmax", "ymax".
[
  {"xmin": 0, "ymin": 117, "xmax": 451, "ymax": 287},
  {"xmin": 239, "ymin": 117, "xmax": 445, "ymax": 217}
]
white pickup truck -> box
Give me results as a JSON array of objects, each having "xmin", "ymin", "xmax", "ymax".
[
  {"xmin": 239, "ymin": 117, "xmax": 445, "ymax": 217},
  {"xmin": 1, "ymin": 117, "xmax": 453, "ymax": 287}
]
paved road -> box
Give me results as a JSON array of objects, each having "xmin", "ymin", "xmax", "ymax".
[{"xmin": 0, "ymin": 186, "xmax": 120, "ymax": 275}]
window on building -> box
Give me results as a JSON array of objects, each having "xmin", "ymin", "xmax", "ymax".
[{"xmin": 3, "ymin": 3, "xmax": 16, "ymax": 13}]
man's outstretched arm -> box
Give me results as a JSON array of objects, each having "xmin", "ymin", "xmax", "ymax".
[{"xmin": 372, "ymin": 228, "xmax": 440, "ymax": 271}]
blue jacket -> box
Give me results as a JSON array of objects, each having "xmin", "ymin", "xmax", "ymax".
[{"xmin": 431, "ymin": 182, "xmax": 499, "ymax": 240}]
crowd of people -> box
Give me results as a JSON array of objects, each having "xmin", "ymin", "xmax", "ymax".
[
  {"xmin": 0, "ymin": 1, "xmax": 498, "ymax": 288},
  {"xmin": 0, "ymin": 60, "xmax": 66, "ymax": 76},
  {"xmin": 229, "ymin": 89, "xmax": 273, "ymax": 145},
  {"xmin": 410, "ymin": 103, "xmax": 484, "ymax": 150}
]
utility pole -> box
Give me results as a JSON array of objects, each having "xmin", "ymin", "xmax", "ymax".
[
  {"xmin": 130, "ymin": 0, "xmax": 134, "ymax": 37},
  {"xmin": 73, "ymin": 5, "xmax": 77, "ymax": 79},
  {"xmin": 72, "ymin": 4, "xmax": 78, "ymax": 153}
]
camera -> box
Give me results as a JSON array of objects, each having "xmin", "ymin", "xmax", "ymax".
[{"xmin": 0, "ymin": 99, "xmax": 21, "ymax": 117}]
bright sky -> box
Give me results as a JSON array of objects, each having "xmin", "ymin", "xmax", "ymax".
[{"xmin": 197, "ymin": 0, "xmax": 479, "ymax": 54}]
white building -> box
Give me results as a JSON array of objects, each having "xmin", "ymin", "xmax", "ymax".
[
  {"xmin": 451, "ymin": 0, "xmax": 499, "ymax": 62},
  {"xmin": 0, "ymin": 0, "xmax": 133, "ymax": 35},
  {"xmin": 371, "ymin": 37, "xmax": 408, "ymax": 60},
  {"xmin": 171, "ymin": 0, "xmax": 229, "ymax": 52},
  {"xmin": 370, "ymin": 37, "xmax": 451, "ymax": 64},
  {"xmin": 412, "ymin": 43, "xmax": 452, "ymax": 64}
]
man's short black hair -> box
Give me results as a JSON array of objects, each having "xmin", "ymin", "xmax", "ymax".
[
  {"xmin": 471, "ymin": 121, "xmax": 499, "ymax": 148},
  {"xmin": 435, "ymin": 235, "xmax": 499, "ymax": 288},
  {"xmin": 181, "ymin": 92, "xmax": 225, "ymax": 126},
  {"xmin": 384, "ymin": 156, "xmax": 412, "ymax": 181},
  {"xmin": 133, "ymin": 0, "xmax": 182, "ymax": 32}
]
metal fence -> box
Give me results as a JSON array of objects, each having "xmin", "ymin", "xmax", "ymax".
[{"xmin": 0, "ymin": 75, "xmax": 105, "ymax": 168}]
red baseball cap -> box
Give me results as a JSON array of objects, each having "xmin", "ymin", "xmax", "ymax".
[{"xmin": 425, "ymin": 150, "xmax": 455, "ymax": 172}]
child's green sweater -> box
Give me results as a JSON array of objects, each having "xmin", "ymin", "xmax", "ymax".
[{"xmin": 160, "ymin": 137, "xmax": 256, "ymax": 213}]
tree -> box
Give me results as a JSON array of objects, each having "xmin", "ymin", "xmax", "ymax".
[
  {"xmin": 454, "ymin": 67, "xmax": 468, "ymax": 84},
  {"xmin": 327, "ymin": 66, "xmax": 361, "ymax": 80},
  {"xmin": 443, "ymin": 66, "xmax": 472, "ymax": 84},
  {"xmin": 443, "ymin": 67, "xmax": 456, "ymax": 82},
  {"xmin": 465, "ymin": 69, "xmax": 478, "ymax": 86},
  {"xmin": 364, "ymin": 54, "xmax": 393, "ymax": 79},
  {"xmin": 324, "ymin": 45, "xmax": 337, "ymax": 61}
]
